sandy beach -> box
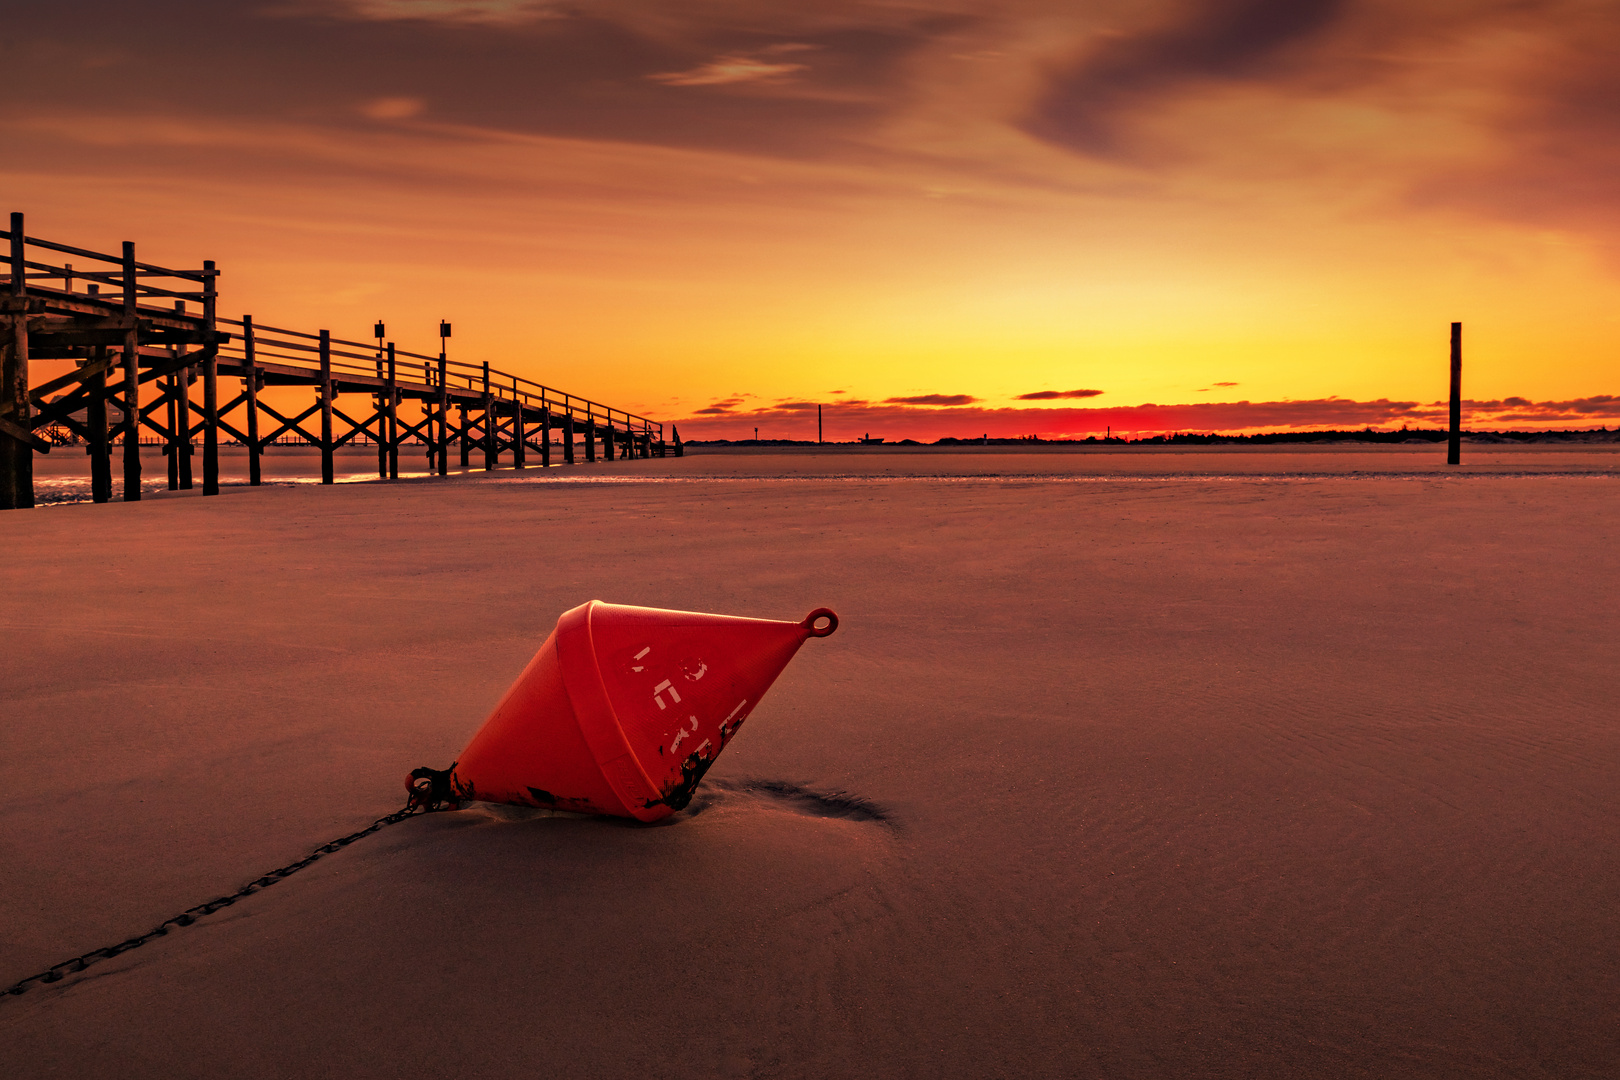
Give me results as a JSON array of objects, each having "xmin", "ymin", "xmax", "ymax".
[{"xmin": 3, "ymin": 446, "xmax": 1617, "ymax": 1078}]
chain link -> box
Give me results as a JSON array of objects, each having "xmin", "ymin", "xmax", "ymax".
[{"xmin": 3, "ymin": 800, "xmax": 422, "ymax": 1000}]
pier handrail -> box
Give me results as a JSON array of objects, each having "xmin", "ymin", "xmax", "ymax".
[
  {"xmin": 1, "ymin": 220, "xmax": 661, "ymax": 440},
  {"xmin": 212, "ymin": 318, "xmax": 658, "ymax": 436}
]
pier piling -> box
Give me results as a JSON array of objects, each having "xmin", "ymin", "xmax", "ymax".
[
  {"xmin": 201, "ymin": 261, "xmax": 218, "ymax": 496},
  {"xmin": 320, "ymin": 330, "xmax": 333, "ymax": 485},
  {"xmin": 243, "ymin": 315, "xmax": 260, "ymax": 486},
  {"xmin": 1448, "ymin": 322, "xmax": 1462, "ymax": 466}
]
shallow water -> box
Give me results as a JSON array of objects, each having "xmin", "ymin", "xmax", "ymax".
[{"xmin": 25, "ymin": 443, "xmax": 1620, "ymax": 505}]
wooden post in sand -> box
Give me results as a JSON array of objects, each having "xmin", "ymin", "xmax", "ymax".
[
  {"xmin": 243, "ymin": 315, "xmax": 261, "ymax": 486},
  {"xmin": 541, "ymin": 405, "xmax": 551, "ymax": 467},
  {"xmin": 121, "ymin": 241, "xmax": 141, "ymax": 501},
  {"xmin": 319, "ymin": 329, "xmax": 334, "ymax": 484},
  {"xmin": 585, "ymin": 409, "xmax": 596, "ymax": 463},
  {"xmin": 564, "ymin": 410, "xmax": 575, "ymax": 464},
  {"xmin": 1448, "ymin": 322, "xmax": 1462, "ymax": 466}
]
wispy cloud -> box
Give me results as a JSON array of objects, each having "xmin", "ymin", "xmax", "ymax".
[
  {"xmin": 645, "ymin": 41, "xmax": 824, "ymax": 94},
  {"xmin": 883, "ymin": 393, "xmax": 979, "ymax": 406},
  {"xmin": 693, "ymin": 396, "xmax": 746, "ymax": 414},
  {"xmin": 321, "ymin": 0, "xmax": 561, "ymax": 25},
  {"xmin": 650, "ymin": 54, "xmax": 810, "ymax": 88},
  {"xmin": 360, "ymin": 96, "xmax": 425, "ymax": 120},
  {"xmin": 1016, "ymin": 389, "xmax": 1103, "ymax": 400}
]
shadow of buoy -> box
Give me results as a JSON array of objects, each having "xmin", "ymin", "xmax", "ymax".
[
  {"xmin": 685, "ymin": 778, "xmax": 894, "ymax": 827},
  {"xmin": 449, "ymin": 778, "xmax": 894, "ymax": 835}
]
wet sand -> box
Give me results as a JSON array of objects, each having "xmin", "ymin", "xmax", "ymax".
[{"xmin": 3, "ymin": 447, "xmax": 1618, "ymax": 1077}]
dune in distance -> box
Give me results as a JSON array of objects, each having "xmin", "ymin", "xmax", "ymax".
[{"xmin": 2, "ymin": 444, "xmax": 1617, "ymax": 1078}]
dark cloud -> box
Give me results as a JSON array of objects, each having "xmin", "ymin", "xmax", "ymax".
[
  {"xmin": 1410, "ymin": 10, "xmax": 1620, "ymax": 239},
  {"xmin": 0, "ymin": 1, "xmax": 964, "ymax": 158},
  {"xmin": 882, "ymin": 393, "xmax": 979, "ymax": 406},
  {"xmin": 1016, "ymin": 388, "xmax": 1102, "ymax": 400},
  {"xmin": 1024, "ymin": 0, "xmax": 1349, "ymax": 154},
  {"xmin": 1014, "ymin": 0, "xmax": 1620, "ymax": 244},
  {"xmin": 7, "ymin": 0, "xmax": 1616, "ymax": 263},
  {"xmin": 1466, "ymin": 395, "xmax": 1620, "ymax": 421}
]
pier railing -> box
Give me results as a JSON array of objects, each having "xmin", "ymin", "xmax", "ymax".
[{"xmin": 1, "ymin": 212, "xmax": 675, "ymax": 509}]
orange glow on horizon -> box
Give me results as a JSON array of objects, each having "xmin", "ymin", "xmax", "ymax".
[{"xmin": 5, "ymin": 1, "xmax": 1618, "ymax": 439}]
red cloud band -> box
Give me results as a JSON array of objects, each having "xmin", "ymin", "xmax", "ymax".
[{"xmin": 672, "ymin": 396, "xmax": 1620, "ymax": 442}]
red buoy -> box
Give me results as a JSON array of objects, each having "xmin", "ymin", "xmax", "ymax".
[{"xmin": 448, "ymin": 602, "xmax": 838, "ymax": 821}]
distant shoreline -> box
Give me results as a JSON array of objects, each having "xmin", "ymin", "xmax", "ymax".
[{"xmin": 688, "ymin": 426, "xmax": 1620, "ymax": 448}]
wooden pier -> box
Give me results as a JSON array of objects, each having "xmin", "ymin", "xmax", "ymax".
[{"xmin": 1, "ymin": 213, "xmax": 677, "ymax": 510}]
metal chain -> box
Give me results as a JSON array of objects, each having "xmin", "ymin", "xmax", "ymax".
[{"xmin": 2, "ymin": 800, "xmax": 422, "ymax": 1000}]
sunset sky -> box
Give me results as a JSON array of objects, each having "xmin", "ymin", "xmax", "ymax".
[{"xmin": 4, "ymin": 0, "xmax": 1617, "ymax": 439}]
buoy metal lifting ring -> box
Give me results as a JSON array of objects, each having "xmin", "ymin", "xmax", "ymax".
[{"xmin": 802, "ymin": 608, "xmax": 838, "ymax": 638}]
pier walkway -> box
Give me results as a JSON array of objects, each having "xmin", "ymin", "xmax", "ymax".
[{"xmin": 1, "ymin": 212, "xmax": 675, "ymax": 510}]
